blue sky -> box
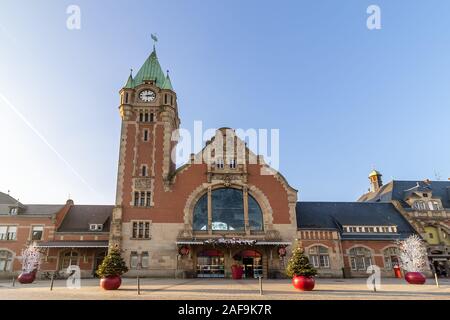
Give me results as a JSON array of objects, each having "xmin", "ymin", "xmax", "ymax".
[{"xmin": 0, "ymin": 0, "xmax": 449, "ymax": 204}]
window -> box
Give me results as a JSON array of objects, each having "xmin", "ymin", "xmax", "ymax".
[
  {"xmin": 146, "ymin": 192, "xmax": 151, "ymax": 207},
  {"xmin": 141, "ymin": 165, "xmax": 147, "ymax": 177},
  {"xmin": 9, "ymin": 207, "xmax": 18, "ymax": 215},
  {"xmin": 150, "ymin": 113, "xmax": 154, "ymax": 122},
  {"xmin": 144, "ymin": 113, "xmax": 149, "ymax": 122},
  {"xmin": 130, "ymin": 251, "xmax": 150, "ymax": 269},
  {"xmin": 383, "ymin": 247, "xmax": 400, "ymax": 270},
  {"xmin": 31, "ymin": 226, "xmax": 44, "ymax": 240},
  {"xmin": 0, "ymin": 251, "xmax": 13, "ymax": 272},
  {"xmin": 413, "ymin": 200, "xmax": 427, "ymax": 210},
  {"xmin": 141, "ymin": 252, "xmax": 149, "ymax": 268},
  {"xmin": 134, "ymin": 192, "xmax": 139, "ymax": 206},
  {"xmin": 139, "ymin": 112, "xmax": 144, "ymax": 122},
  {"xmin": 170, "ymin": 96, "xmax": 173, "ymax": 105},
  {"xmin": 60, "ymin": 251, "xmax": 79, "ymax": 270},
  {"xmin": 140, "ymin": 192, "xmax": 145, "ymax": 207},
  {"xmin": 130, "ymin": 251, "xmax": 139, "ymax": 269},
  {"xmin": 164, "ymin": 94, "xmax": 168, "ymax": 104},
  {"xmin": 0, "ymin": 226, "xmax": 17, "ymax": 241},
  {"xmin": 216, "ymin": 158, "xmax": 224, "ymax": 169},
  {"xmin": 134, "ymin": 192, "xmax": 151, "ymax": 207},
  {"xmin": 429, "ymin": 233, "xmax": 434, "ymax": 239},
  {"xmin": 125, "ymin": 92, "xmax": 129, "ymax": 104},
  {"xmin": 193, "ymin": 188, "xmax": 263, "ymax": 232},
  {"xmin": 428, "ymin": 201, "xmax": 442, "ymax": 211},
  {"xmin": 89, "ymin": 224, "xmax": 103, "ymax": 232},
  {"xmin": 229, "ymin": 159, "xmax": 237, "ymax": 169},
  {"xmin": 132, "ymin": 221, "xmax": 151, "ymax": 239},
  {"xmin": 309, "ymin": 246, "xmax": 330, "ymax": 269},
  {"xmin": 143, "ymin": 129, "xmax": 149, "ymax": 142},
  {"xmin": 349, "ymin": 247, "xmax": 372, "ymax": 271},
  {"xmin": 212, "ymin": 188, "xmax": 244, "ymax": 231}
]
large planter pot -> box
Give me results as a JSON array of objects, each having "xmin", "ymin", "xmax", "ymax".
[
  {"xmin": 405, "ymin": 272, "xmax": 426, "ymax": 285},
  {"xmin": 231, "ymin": 265, "xmax": 244, "ymax": 280},
  {"xmin": 100, "ymin": 275, "xmax": 122, "ymax": 290},
  {"xmin": 17, "ymin": 270, "xmax": 37, "ymax": 284},
  {"xmin": 292, "ymin": 275, "xmax": 315, "ymax": 291}
]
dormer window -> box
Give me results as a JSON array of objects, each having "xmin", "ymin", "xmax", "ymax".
[
  {"xmin": 89, "ymin": 224, "xmax": 103, "ymax": 232},
  {"xmin": 413, "ymin": 200, "xmax": 427, "ymax": 211},
  {"xmin": 9, "ymin": 207, "xmax": 18, "ymax": 215}
]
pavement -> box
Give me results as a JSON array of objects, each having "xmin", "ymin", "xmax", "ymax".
[{"xmin": 0, "ymin": 277, "xmax": 449, "ymax": 300}]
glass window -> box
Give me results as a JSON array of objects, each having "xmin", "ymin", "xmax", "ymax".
[
  {"xmin": 212, "ymin": 188, "xmax": 244, "ymax": 231},
  {"xmin": 141, "ymin": 252, "xmax": 149, "ymax": 268},
  {"xmin": 248, "ymin": 195, "xmax": 263, "ymax": 231},
  {"xmin": 193, "ymin": 193, "xmax": 208, "ymax": 231},
  {"xmin": 61, "ymin": 251, "xmax": 78, "ymax": 270},
  {"xmin": 0, "ymin": 251, "xmax": 13, "ymax": 272},
  {"xmin": 0, "ymin": 226, "xmax": 7, "ymax": 240},
  {"xmin": 383, "ymin": 247, "xmax": 400, "ymax": 269},
  {"xmin": 134, "ymin": 192, "xmax": 139, "ymax": 206},
  {"xmin": 309, "ymin": 246, "xmax": 330, "ymax": 269},
  {"xmin": 132, "ymin": 221, "xmax": 151, "ymax": 239},
  {"xmin": 7, "ymin": 226, "xmax": 17, "ymax": 240},
  {"xmin": 31, "ymin": 226, "xmax": 44, "ymax": 241},
  {"xmin": 130, "ymin": 252, "xmax": 138, "ymax": 269},
  {"xmin": 349, "ymin": 247, "xmax": 372, "ymax": 271}
]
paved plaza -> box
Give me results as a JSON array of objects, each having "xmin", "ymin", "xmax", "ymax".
[{"xmin": 0, "ymin": 278, "xmax": 449, "ymax": 300}]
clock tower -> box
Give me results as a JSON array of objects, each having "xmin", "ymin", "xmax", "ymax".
[{"xmin": 110, "ymin": 45, "xmax": 180, "ymax": 248}]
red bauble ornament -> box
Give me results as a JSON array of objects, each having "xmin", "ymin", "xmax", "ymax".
[
  {"xmin": 292, "ymin": 275, "xmax": 315, "ymax": 291},
  {"xmin": 278, "ymin": 247, "xmax": 287, "ymax": 257},
  {"xmin": 179, "ymin": 246, "xmax": 190, "ymax": 256},
  {"xmin": 405, "ymin": 272, "xmax": 426, "ymax": 285},
  {"xmin": 100, "ymin": 275, "xmax": 122, "ymax": 290},
  {"xmin": 17, "ymin": 271, "xmax": 36, "ymax": 284}
]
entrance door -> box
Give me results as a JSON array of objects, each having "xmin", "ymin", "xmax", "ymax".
[
  {"xmin": 234, "ymin": 250, "xmax": 263, "ymax": 279},
  {"xmin": 243, "ymin": 257, "xmax": 254, "ymax": 278}
]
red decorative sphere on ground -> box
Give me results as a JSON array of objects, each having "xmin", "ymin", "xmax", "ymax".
[
  {"xmin": 17, "ymin": 272, "xmax": 36, "ymax": 284},
  {"xmin": 100, "ymin": 275, "xmax": 122, "ymax": 290},
  {"xmin": 405, "ymin": 272, "xmax": 426, "ymax": 285},
  {"xmin": 292, "ymin": 275, "xmax": 315, "ymax": 291}
]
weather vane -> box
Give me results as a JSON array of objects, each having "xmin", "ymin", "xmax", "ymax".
[{"xmin": 151, "ymin": 33, "xmax": 158, "ymax": 48}]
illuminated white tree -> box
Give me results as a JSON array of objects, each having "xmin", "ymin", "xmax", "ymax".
[
  {"xmin": 396, "ymin": 235, "xmax": 428, "ymax": 273},
  {"xmin": 21, "ymin": 244, "xmax": 41, "ymax": 273}
]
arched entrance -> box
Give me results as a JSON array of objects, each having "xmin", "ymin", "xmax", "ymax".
[
  {"xmin": 233, "ymin": 250, "xmax": 262, "ymax": 278},
  {"xmin": 196, "ymin": 249, "xmax": 225, "ymax": 278}
]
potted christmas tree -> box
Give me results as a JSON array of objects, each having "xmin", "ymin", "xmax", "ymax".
[
  {"xmin": 96, "ymin": 247, "xmax": 128, "ymax": 290},
  {"xmin": 396, "ymin": 235, "xmax": 428, "ymax": 285},
  {"xmin": 286, "ymin": 246, "xmax": 317, "ymax": 291}
]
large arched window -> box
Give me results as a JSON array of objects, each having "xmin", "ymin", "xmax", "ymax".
[{"xmin": 192, "ymin": 188, "xmax": 263, "ymax": 231}]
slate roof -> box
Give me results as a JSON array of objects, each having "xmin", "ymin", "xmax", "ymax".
[
  {"xmin": 296, "ymin": 202, "xmax": 416, "ymax": 240},
  {"xmin": 358, "ymin": 180, "xmax": 450, "ymax": 209},
  {"xmin": 57, "ymin": 205, "xmax": 113, "ymax": 232},
  {"xmin": 0, "ymin": 192, "xmax": 64, "ymax": 216}
]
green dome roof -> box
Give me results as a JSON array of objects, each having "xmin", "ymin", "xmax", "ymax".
[{"xmin": 124, "ymin": 47, "xmax": 171, "ymax": 90}]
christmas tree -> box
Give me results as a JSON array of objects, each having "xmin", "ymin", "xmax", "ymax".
[
  {"xmin": 96, "ymin": 247, "xmax": 128, "ymax": 278},
  {"xmin": 286, "ymin": 246, "xmax": 317, "ymax": 278}
]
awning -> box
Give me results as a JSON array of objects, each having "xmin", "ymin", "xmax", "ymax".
[
  {"xmin": 176, "ymin": 240, "xmax": 291, "ymax": 246},
  {"xmin": 36, "ymin": 241, "xmax": 109, "ymax": 248}
]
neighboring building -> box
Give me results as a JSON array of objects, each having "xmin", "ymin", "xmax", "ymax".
[
  {"xmin": 359, "ymin": 173, "xmax": 450, "ymax": 277},
  {"xmin": 0, "ymin": 193, "xmax": 112, "ymax": 278},
  {"xmin": 297, "ymin": 202, "xmax": 416, "ymax": 278}
]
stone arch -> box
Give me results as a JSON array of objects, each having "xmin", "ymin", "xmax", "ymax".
[{"xmin": 182, "ymin": 182, "xmax": 274, "ymax": 231}]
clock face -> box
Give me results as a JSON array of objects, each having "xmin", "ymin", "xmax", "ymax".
[{"xmin": 139, "ymin": 90, "xmax": 156, "ymax": 102}]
